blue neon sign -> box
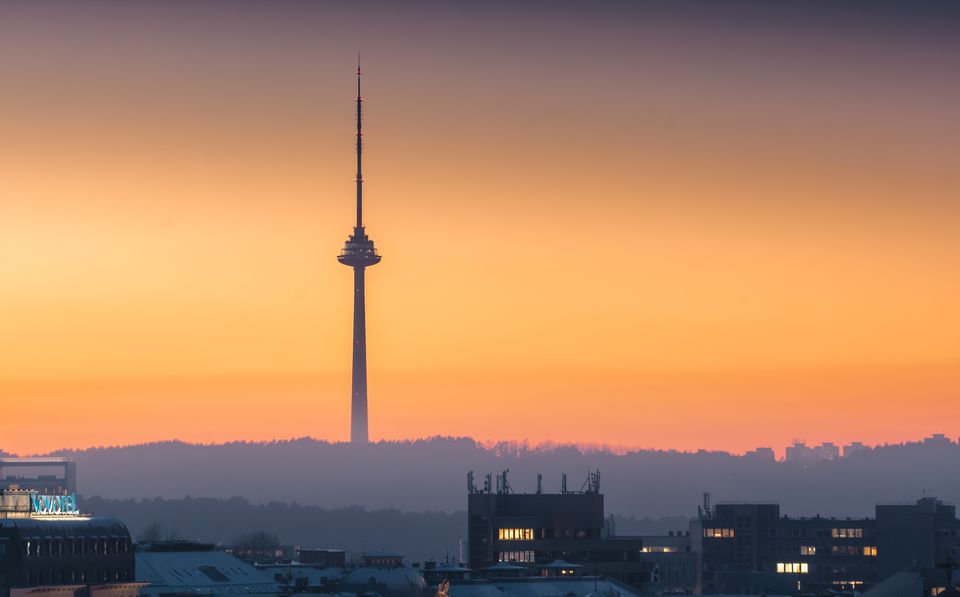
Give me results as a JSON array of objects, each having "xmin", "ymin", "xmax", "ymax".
[{"xmin": 30, "ymin": 494, "xmax": 79, "ymax": 515}]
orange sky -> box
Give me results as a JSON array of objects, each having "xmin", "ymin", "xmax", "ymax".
[{"xmin": 1, "ymin": 2, "xmax": 958, "ymax": 455}]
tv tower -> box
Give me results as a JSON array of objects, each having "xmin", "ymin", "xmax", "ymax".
[{"xmin": 338, "ymin": 59, "xmax": 381, "ymax": 444}]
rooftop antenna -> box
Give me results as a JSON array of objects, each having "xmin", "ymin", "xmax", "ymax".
[
  {"xmin": 561, "ymin": 473, "xmax": 568, "ymax": 494},
  {"xmin": 467, "ymin": 471, "xmax": 475, "ymax": 494},
  {"xmin": 580, "ymin": 470, "xmax": 601, "ymax": 494},
  {"xmin": 483, "ymin": 473, "xmax": 492, "ymax": 494},
  {"xmin": 498, "ymin": 469, "xmax": 512, "ymax": 495},
  {"xmin": 537, "ymin": 473, "xmax": 543, "ymax": 494}
]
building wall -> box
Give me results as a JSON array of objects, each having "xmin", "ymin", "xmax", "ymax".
[
  {"xmin": 467, "ymin": 492, "xmax": 651, "ymax": 587},
  {"xmin": 876, "ymin": 499, "xmax": 960, "ymax": 580},
  {"xmin": 698, "ymin": 499, "xmax": 960, "ymax": 595},
  {"xmin": 0, "ymin": 518, "xmax": 134, "ymax": 590}
]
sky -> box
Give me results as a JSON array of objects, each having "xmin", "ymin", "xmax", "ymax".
[{"xmin": 1, "ymin": 0, "xmax": 959, "ymax": 456}]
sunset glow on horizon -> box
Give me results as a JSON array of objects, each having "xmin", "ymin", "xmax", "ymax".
[{"xmin": 2, "ymin": 1, "xmax": 958, "ymax": 456}]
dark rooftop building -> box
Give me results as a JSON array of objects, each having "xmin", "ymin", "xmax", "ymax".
[
  {"xmin": 696, "ymin": 497, "xmax": 960, "ymax": 595},
  {"xmin": 298, "ymin": 547, "xmax": 346, "ymax": 568},
  {"xmin": 467, "ymin": 471, "xmax": 652, "ymax": 588},
  {"xmin": 0, "ymin": 516, "xmax": 137, "ymax": 594},
  {"xmin": 136, "ymin": 541, "xmax": 281, "ymax": 597}
]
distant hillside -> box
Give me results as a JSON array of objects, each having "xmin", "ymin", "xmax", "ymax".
[
  {"xmin": 82, "ymin": 496, "xmax": 692, "ymax": 563},
  {"xmin": 43, "ymin": 436, "xmax": 960, "ymax": 518},
  {"xmin": 85, "ymin": 496, "xmax": 465, "ymax": 563}
]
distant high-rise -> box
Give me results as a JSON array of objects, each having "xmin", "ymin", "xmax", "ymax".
[{"xmin": 338, "ymin": 61, "xmax": 381, "ymax": 444}]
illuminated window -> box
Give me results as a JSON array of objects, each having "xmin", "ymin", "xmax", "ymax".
[
  {"xmin": 498, "ymin": 528, "xmax": 534, "ymax": 541},
  {"xmin": 831, "ymin": 528, "xmax": 863, "ymax": 539},
  {"xmin": 777, "ymin": 563, "xmax": 809, "ymax": 574},
  {"xmin": 641, "ymin": 547, "xmax": 676, "ymax": 553},
  {"xmin": 703, "ymin": 528, "xmax": 735, "ymax": 538},
  {"xmin": 863, "ymin": 546, "xmax": 877, "ymax": 557},
  {"xmin": 800, "ymin": 546, "xmax": 816, "ymax": 556}
]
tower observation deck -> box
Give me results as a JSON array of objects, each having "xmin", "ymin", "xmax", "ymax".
[{"xmin": 338, "ymin": 60, "xmax": 380, "ymax": 444}]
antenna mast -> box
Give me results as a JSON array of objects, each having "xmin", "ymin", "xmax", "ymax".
[{"xmin": 355, "ymin": 54, "xmax": 363, "ymax": 229}]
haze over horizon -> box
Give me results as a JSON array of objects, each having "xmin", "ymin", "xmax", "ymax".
[
  {"xmin": 1, "ymin": 433, "xmax": 955, "ymax": 461},
  {"xmin": 2, "ymin": 0, "xmax": 959, "ymax": 456}
]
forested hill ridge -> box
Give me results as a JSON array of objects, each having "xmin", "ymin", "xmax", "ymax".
[
  {"xmin": 36, "ymin": 435, "xmax": 960, "ymax": 518},
  {"xmin": 81, "ymin": 496, "xmax": 691, "ymax": 564}
]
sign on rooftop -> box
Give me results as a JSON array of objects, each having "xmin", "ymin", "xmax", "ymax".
[{"xmin": 31, "ymin": 494, "xmax": 79, "ymax": 516}]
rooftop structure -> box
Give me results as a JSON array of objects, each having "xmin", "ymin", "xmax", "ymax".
[
  {"xmin": 136, "ymin": 542, "xmax": 281, "ymax": 597},
  {"xmin": 0, "ymin": 457, "xmax": 77, "ymax": 495},
  {"xmin": 443, "ymin": 575, "xmax": 646, "ymax": 597}
]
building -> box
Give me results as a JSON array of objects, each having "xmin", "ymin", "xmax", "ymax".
[
  {"xmin": 337, "ymin": 60, "xmax": 382, "ymax": 445},
  {"xmin": 696, "ymin": 497, "xmax": 960, "ymax": 595},
  {"xmin": 422, "ymin": 562, "xmax": 471, "ymax": 585},
  {"xmin": 0, "ymin": 459, "xmax": 77, "ymax": 495},
  {"xmin": 337, "ymin": 554, "xmax": 427, "ymax": 597},
  {"xmin": 298, "ymin": 548, "xmax": 347, "ymax": 567},
  {"xmin": 136, "ymin": 541, "xmax": 281, "ymax": 597},
  {"xmin": 637, "ymin": 532, "xmax": 697, "ymax": 594},
  {"xmin": 875, "ymin": 497, "xmax": 960, "ymax": 582},
  {"xmin": 444, "ymin": 575, "xmax": 647, "ymax": 597},
  {"xmin": 784, "ymin": 442, "xmax": 840, "ymax": 465},
  {"xmin": 0, "ymin": 489, "xmax": 141, "ymax": 597},
  {"xmin": 843, "ymin": 442, "xmax": 869, "ymax": 458},
  {"xmin": 361, "ymin": 552, "xmax": 405, "ymax": 568},
  {"xmin": 467, "ymin": 471, "xmax": 652, "ymax": 588},
  {"xmin": 742, "ymin": 448, "xmax": 775, "ymax": 463}
]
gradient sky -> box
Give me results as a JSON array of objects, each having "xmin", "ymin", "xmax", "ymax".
[{"xmin": 1, "ymin": 1, "xmax": 959, "ymax": 456}]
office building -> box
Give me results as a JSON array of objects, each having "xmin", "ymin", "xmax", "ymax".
[
  {"xmin": 696, "ymin": 497, "xmax": 960, "ymax": 595},
  {"xmin": 0, "ymin": 489, "xmax": 141, "ymax": 597},
  {"xmin": 467, "ymin": 471, "xmax": 652, "ymax": 588}
]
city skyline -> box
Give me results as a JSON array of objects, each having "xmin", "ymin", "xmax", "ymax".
[{"xmin": 2, "ymin": 1, "xmax": 959, "ymax": 456}]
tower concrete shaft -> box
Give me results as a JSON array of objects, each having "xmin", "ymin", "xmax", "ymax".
[
  {"xmin": 351, "ymin": 266, "xmax": 369, "ymax": 443},
  {"xmin": 338, "ymin": 60, "xmax": 380, "ymax": 444}
]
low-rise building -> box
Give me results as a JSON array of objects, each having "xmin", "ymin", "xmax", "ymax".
[
  {"xmin": 0, "ymin": 489, "xmax": 141, "ymax": 597},
  {"xmin": 136, "ymin": 541, "xmax": 281, "ymax": 597}
]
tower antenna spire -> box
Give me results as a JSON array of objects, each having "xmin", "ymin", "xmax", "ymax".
[
  {"xmin": 339, "ymin": 58, "xmax": 381, "ymax": 445},
  {"xmin": 355, "ymin": 53, "xmax": 363, "ymax": 229}
]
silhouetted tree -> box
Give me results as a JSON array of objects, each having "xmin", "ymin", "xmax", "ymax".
[{"xmin": 230, "ymin": 529, "xmax": 280, "ymax": 563}]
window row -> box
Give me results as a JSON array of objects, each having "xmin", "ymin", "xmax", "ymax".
[
  {"xmin": 777, "ymin": 562, "xmax": 809, "ymax": 574},
  {"xmin": 831, "ymin": 545, "xmax": 876, "ymax": 556},
  {"xmin": 24, "ymin": 538, "xmax": 131, "ymax": 558},
  {"xmin": 498, "ymin": 528, "xmax": 534, "ymax": 541},
  {"xmin": 799, "ymin": 545, "xmax": 876, "ymax": 556},
  {"xmin": 831, "ymin": 528, "xmax": 863, "ymax": 538},
  {"xmin": 24, "ymin": 568, "xmax": 129, "ymax": 586},
  {"xmin": 704, "ymin": 528, "xmax": 735, "ymax": 538},
  {"xmin": 498, "ymin": 550, "xmax": 535, "ymax": 563}
]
